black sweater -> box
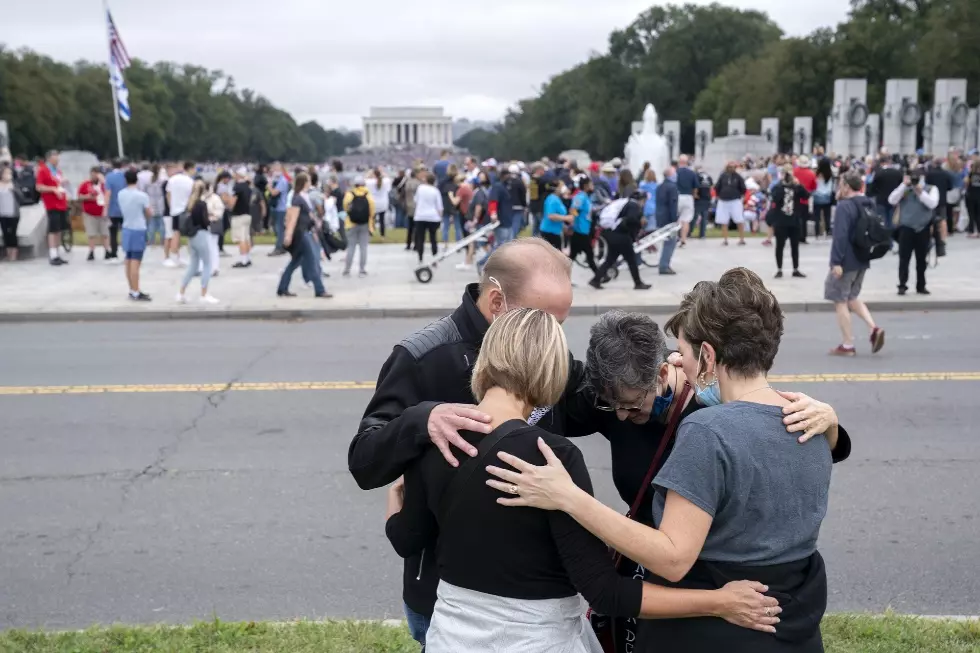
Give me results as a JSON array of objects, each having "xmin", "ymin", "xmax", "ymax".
[{"xmin": 385, "ymin": 421, "xmax": 642, "ymax": 618}]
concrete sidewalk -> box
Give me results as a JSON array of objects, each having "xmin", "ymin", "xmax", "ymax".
[{"xmin": 1, "ymin": 237, "xmax": 978, "ymax": 321}]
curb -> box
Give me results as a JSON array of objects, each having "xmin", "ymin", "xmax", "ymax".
[{"xmin": 1, "ymin": 299, "xmax": 979, "ymax": 323}]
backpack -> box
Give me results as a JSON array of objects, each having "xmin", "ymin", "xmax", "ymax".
[
  {"xmin": 348, "ymin": 192, "xmax": 371, "ymax": 224},
  {"xmin": 598, "ymin": 198, "xmax": 628, "ymax": 230},
  {"xmin": 178, "ymin": 209, "xmax": 196, "ymax": 237},
  {"xmin": 850, "ymin": 198, "xmax": 891, "ymax": 262}
]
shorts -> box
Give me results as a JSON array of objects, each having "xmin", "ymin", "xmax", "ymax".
[
  {"xmin": 824, "ymin": 268, "xmax": 867, "ymax": 303},
  {"xmin": 230, "ymin": 214, "xmax": 251, "ymax": 243},
  {"xmin": 122, "ymin": 228, "xmax": 147, "ymax": 261},
  {"xmin": 165, "ymin": 215, "xmax": 178, "ymax": 239},
  {"xmin": 678, "ymin": 195, "xmax": 695, "ymax": 223},
  {"xmin": 715, "ymin": 199, "xmax": 744, "ymax": 225},
  {"xmin": 46, "ymin": 209, "xmax": 68, "ymax": 234},
  {"xmin": 83, "ymin": 213, "xmax": 110, "ymax": 238}
]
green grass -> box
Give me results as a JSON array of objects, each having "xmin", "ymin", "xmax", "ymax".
[{"xmin": 1, "ymin": 615, "xmax": 977, "ymax": 653}]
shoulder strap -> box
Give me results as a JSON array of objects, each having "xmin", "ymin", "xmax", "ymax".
[{"xmin": 438, "ymin": 420, "xmax": 528, "ymax": 523}]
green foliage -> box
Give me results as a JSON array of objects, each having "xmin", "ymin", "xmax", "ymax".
[{"xmin": 0, "ymin": 47, "xmax": 359, "ymax": 161}]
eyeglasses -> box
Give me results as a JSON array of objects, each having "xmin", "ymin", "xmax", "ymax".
[{"xmin": 594, "ymin": 388, "xmax": 650, "ymax": 414}]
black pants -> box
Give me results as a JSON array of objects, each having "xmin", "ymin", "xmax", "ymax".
[
  {"xmin": 813, "ymin": 204, "xmax": 832, "ymax": 237},
  {"xmin": 405, "ymin": 214, "xmax": 414, "ymax": 248},
  {"xmin": 413, "ymin": 221, "xmax": 438, "ymax": 262},
  {"xmin": 109, "ymin": 217, "xmax": 123, "ymax": 257},
  {"xmin": 218, "ymin": 212, "xmax": 230, "ymax": 251},
  {"xmin": 375, "ymin": 210, "xmax": 386, "ymax": 237},
  {"xmin": 774, "ymin": 224, "xmax": 800, "ymax": 271},
  {"xmin": 966, "ymin": 193, "xmax": 980, "ymax": 234},
  {"xmin": 568, "ymin": 232, "xmax": 598, "ymax": 274},
  {"xmin": 541, "ymin": 231, "xmax": 562, "ymax": 250},
  {"xmin": 0, "ymin": 216, "xmax": 19, "ymax": 249},
  {"xmin": 593, "ymin": 230, "xmax": 642, "ymax": 286},
  {"xmin": 798, "ymin": 212, "xmax": 809, "ymax": 243},
  {"xmin": 897, "ymin": 225, "xmax": 931, "ymax": 291}
]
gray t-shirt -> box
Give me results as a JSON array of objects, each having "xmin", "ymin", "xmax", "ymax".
[
  {"xmin": 652, "ymin": 401, "xmax": 832, "ymax": 566},
  {"xmin": 117, "ymin": 187, "xmax": 149, "ymax": 231}
]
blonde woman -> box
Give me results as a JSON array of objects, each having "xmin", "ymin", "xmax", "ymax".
[
  {"xmin": 385, "ymin": 307, "xmax": 778, "ymax": 652},
  {"xmin": 203, "ymin": 183, "xmax": 225, "ymax": 277},
  {"xmin": 176, "ymin": 180, "xmax": 219, "ymax": 304}
]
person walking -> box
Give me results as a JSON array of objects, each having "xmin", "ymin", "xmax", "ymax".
[
  {"xmin": 655, "ymin": 166, "xmax": 679, "ymax": 275},
  {"xmin": 826, "ymin": 171, "xmax": 885, "ymax": 356},
  {"xmin": 890, "ymin": 167, "xmax": 939, "ymax": 296},
  {"xmin": 78, "ymin": 166, "xmax": 110, "ymax": 261},
  {"xmin": 176, "ymin": 180, "xmax": 219, "ymax": 304},
  {"xmin": 589, "ymin": 194, "xmax": 651, "ymax": 290},
  {"xmin": 412, "ymin": 172, "xmax": 443, "ymax": 263},
  {"xmin": 713, "ymin": 162, "xmax": 746, "ymax": 246},
  {"xmin": 770, "ymin": 167, "xmax": 808, "ymax": 279},
  {"xmin": 117, "ymin": 168, "xmax": 152, "ymax": 301},
  {"xmin": 343, "ymin": 175, "xmax": 375, "ymax": 277},
  {"xmin": 277, "ymin": 172, "xmax": 331, "ymax": 298},
  {"xmin": 367, "ymin": 167, "xmax": 390, "ymax": 238},
  {"xmin": 568, "ymin": 177, "xmax": 597, "ymax": 275},
  {"xmin": 0, "ymin": 165, "xmax": 25, "ymax": 262},
  {"xmin": 538, "ymin": 181, "xmax": 571, "ymax": 251}
]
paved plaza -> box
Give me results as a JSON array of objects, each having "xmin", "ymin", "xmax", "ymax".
[{"xmin": 2, "ymin": 237, "xmax": 979, "ymax": 320}]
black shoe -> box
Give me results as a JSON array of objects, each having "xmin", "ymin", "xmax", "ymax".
[
  {"xmin": 792, "ymin": 270, "xmax": 806, "ymax": 278},
  {"xmin": 634, "ymin": 282, "xmax": 652, "ymax": 290},
  {"xmin": 898, "ymin": 287, "xmax": 907, "ymax": 296},
  {"xmin": 277, "ymin": 291, "xmax": 296, "ymax": 298},
  {"xmin": 232, "ymin": 261, "xmax": 251, "ymax": 268},
  {"xmin": 916, "ymin": 288, "xmax": 930, "ymax": 295},
  {"xmin": 87, "ymin": 251, "xmax": 95, "ymax": 261},
  {"xmin": 130, "ymin": 292, "xmax": 152, "ymax": 302},
  {"xmin": 315, "ymin": 292, "xmax": 334, "ymax": 299},
  {"xmin": 659, "ymin": 268, "xmax": 677, "ymax": 276},
  {"xmin": 322, "ymin": 271, "xmax": 330, "ymax": 278},
  {"xmin": 49, "ymin": 258, "xmax": 64, "ymax": 266},
  {"xmin": 775, "ymin": 270, "xmax": 784, "ymax": 279},
  {"xmin": 588, "ymin": 279, "xmax": 603, "ymax": 290},
  {"xmin": 268, "ymin": 249, "xmax": 286, "ymax": 257},
  {"xmin": 57, "ymin": 257, "xmax": 69, "ymax": 265},
  {"xmin": 601, "ymin": 275, "xmax": 613, "ymax": 284}
]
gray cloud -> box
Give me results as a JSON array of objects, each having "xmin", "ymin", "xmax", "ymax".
[{"xmin": 2, "ymin": 0, "xmax": 851, "ymax": 129}]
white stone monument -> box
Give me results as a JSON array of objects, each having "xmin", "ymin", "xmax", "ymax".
[
  {"xmin": 694, "ymin": 120, "xmax": 713, "ymax": 160},
  {"xmin": 727, "ymin": 119, "xmax": 746, "ymax": 136},
  {"xmin": 361, "ymin": 107, "xmax": 454, "ymax": 148},
  {"xmin": 760, "ymin": 118, "xmax": 779, "ymax": 154},
  {"xmin": 967, "ymin": 108, "xmax": 979, "ymax": 153},
  {"xmin": 830, "ymin": 78, "xmax": 869, "ymax": 157},
  {"xmin": 825, "ymin": 114, "xmax": 833, "ymax": 154},
  {"xmin": 702, "ymin": 135, "xmax": 775, "ymax": 179},
  {"xmin": 662, "ymin": 120, "xmax": 681, "ymax": 163},
  {"xmin": 793, "ymin": 117, "xmax": 813, "ymax": 155},
  {"xmin": 923, "ymin": 109, "xmax": 934, "ymax": 156},
  {"xmin": 625, "ymin": 104, "xmax": 670, "ymax": 181},
  {"xmin": 883, "ymin": 79, "xmax": 921, "ymax": 154},
  {"xmin": 931, "ymin": 79, "xmax": 970, "ymax": 153},
  {"xmin": 864, "ymin": 114, "xmax": 881, "ymax": 157}
]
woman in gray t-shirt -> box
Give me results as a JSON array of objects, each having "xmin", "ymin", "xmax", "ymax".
[{"xmin": 488, "ymin": 268, "xmax": 836, "ymax": 652}]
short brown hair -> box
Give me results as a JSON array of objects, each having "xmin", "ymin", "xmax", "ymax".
[
  {"xmin": 471, "ymin": 308, "xmax": 569, "ymax": 407},
  {"xmin": 479, "ymin": 237, "xmax": 572, "ymax": 303},
  {"xmin": 665, "ymin": 267, "xmax": 784, "ymax": 377}
]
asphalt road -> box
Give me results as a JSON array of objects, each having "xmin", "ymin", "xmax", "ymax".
[{"xmin": 1, "ymin": 311, "xmax": 978, "ymax": 630}]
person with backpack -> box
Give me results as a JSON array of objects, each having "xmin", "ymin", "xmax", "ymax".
[
  {"xmin": 176, "ymin": 180, "xmax": 219, "ymax": 305},
  {"xmin": 826, "ymin": 171, "xmax": 886, "ymax": 357},
  {"xmin": 713, "ymin": 162, "xmax": 747, "ymax": 246},
  {"xmin": 889, "ymin": 166, "xmax": 940, "ymax": 297},
  {"xmin": 343, "ymin": 175, "xmax": 376, "ymax": 278},
  {"xmin": 403, "ymin": 168, "xmax": 422, "ymax": 251},
  {"xmin": 588, "ymin": 192, "xmax": 651, "ymax": 291}
]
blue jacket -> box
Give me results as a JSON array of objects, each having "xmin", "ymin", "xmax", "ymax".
[
  {"xmin": 830, "ymin": 196, "xmax": 872, "ymax": 272},
  {"xmin": 655, "ymin": 179, "xmax": 679, "ymax": 227}
]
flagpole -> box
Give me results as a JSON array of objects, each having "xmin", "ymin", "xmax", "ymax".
[{"xmin": 103, "ymin": 0, "xmax": 124, "ymax": 158}]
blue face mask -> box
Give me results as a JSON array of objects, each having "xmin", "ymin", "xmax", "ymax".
[
  {"xmin": 652, "ymin": 384, "xmax": 674, "ymax": 418},
  {"xmin": 695, "ymin": 345, "xmax": 722, "ymax": 407}
]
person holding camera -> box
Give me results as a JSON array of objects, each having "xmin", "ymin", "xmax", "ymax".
[{"xmin": 888, "ymin": 167, "xmax": 939, "ymax": 296}]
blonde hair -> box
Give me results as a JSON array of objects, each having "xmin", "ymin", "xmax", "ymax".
[
  {"xmin": 643, "ymin": 168, "xmax": 658, "ymax": 183},
  {"xmin": 471, "ymin": 308, "xmax": 569, "ymax": 408},
  {"xmin": 187, "ymin": 179, "xmax": 207, "ymax": 208}
]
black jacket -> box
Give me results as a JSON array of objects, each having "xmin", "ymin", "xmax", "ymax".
[
  {"xmin": 924, "ymin": 167, "xmax": 952, "ymax": 207},
  {"xmin": 869, "ymin": 166, "xmax": 903, "ymax": 207},
  {"xmin": 714, "ymin": 172, "xmax": 746, "ymax": 202},
  {"xmin": 349, "ymin": 284, "xmax": 579, "ymax": 615}
]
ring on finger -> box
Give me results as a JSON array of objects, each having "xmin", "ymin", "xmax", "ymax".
[
  {"xmin": 509, "ymin": 484, "xmax": 520, "ymax": 495},
  {"xmin": 765, "ymin": 607, "xmax": 771, "ymax": 617}
]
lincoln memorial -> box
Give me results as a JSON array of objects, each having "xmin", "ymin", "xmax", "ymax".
[{"xmin": 362, "ymin": 107, "xmax": 454, "ymax": 148}]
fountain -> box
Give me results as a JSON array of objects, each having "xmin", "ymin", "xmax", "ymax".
[{"xmin": 625, "ymin": 104, "xmax": 670, "ymax": 180}]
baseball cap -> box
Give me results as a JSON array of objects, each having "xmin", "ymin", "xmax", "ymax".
[
  {"xmin": 354, "ymin": 174, "xmax": 365, "ymax": 185},
  {"xmin": 235, "ymin": 166, "xmax": 248, "ymax": 177},
  {"xmin": 508, "ymin": 164, "xmax": 520, "ymax": 174}
]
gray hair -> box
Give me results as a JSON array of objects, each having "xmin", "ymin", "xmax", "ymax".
[{"xmin": 586, "ymin": 311, "xmax": 668, "ymax": 399}]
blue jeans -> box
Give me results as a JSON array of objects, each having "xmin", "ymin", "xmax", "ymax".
[
  {"xmin": 181, "ymin": 230, "xmax": 212, "ymax": 291},
  {"xmin": 302, "ymin": 232, "xmax": 323, "ymax": 283},
  {"xmin": 277, "ymin": 233, "xmax": 325, "ymax": 295},
  {"xmin": 441, "ymin": 211, "xmax": 461, "ymax": 243},
  {"xmin": 531, "ymin": 211, "xmax": 542, "ymax": 237},
  {"xmin": 659, "ymin": 233, "xmax": 678, "ymax": 271},
  {"xmin": 146, "ymin": 215, "xmax": 165, "ymax": 245},
  {"xmin": 394, "ymin": 205, "xmax": 407, "ymax": 229},
  {"xmin": 696, "ymin": 201, "xmax": 711, "ymax": 238},
  {"xmin": 477, "ymin": 225, "xmax": 513, "ymax": 269},
  {"xmin": 272, "ymin": 210, "xmax": 287, "ymax": 250},
  {"xmin": 404, "ymin": 603, "xmax": 430, "ymax": 646}
]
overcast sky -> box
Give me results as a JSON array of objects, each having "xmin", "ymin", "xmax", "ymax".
[{"xmin": 3, "ymin": 0, "xmax": 852, "ymax": 130}]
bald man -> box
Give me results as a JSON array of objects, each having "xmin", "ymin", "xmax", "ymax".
[
  {"xmin": 675, "ymin": 154, "xmax": 699, "ymax": 245},
  {"xmin": 348, "ymin": 237, "xmax": 577, "ymax": 646}
]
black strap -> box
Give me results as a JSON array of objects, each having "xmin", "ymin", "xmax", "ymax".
[{"xmin": 439, "ymin": 420, "xmax": 528, "ymax": 523}]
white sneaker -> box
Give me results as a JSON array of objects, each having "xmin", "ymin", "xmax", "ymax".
[
  {"xmin": 201, "ymin": 294, "xmax": 220, "ymax": 305},
  {"xmin": 455, "ymin": 262, "xmax": 474, "ymax": 270},
  {"xmin": 176, "ymin": 293, "xmax": 186, "ymax": 304},
  {"xmin": 163, "ymin": 258, "xmax": 177, "ymax": 268},
  {"xmin": 177, "ymin": 258, "xmax": 188, "ymax": 267}
]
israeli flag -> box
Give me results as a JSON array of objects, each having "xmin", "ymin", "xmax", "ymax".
[{"xmin": 110, "ymin": 56, "xmax": 131, "ymax": 122}]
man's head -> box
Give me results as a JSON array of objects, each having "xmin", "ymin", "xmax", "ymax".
[
  {"xmin": 354, "ymin": 174, "xmax": 366, "ymax": 187},
  {"xmin": 838, "ymin": 170, "xmax": 864, "ymax": 199},
  {"xmin": 664, "ymin": 165, "xmax": 677, "ymax": 181},
  {"xmin": 183, "ymin": 161, "xmax": 196, "ymax": 174},
  {"xmin": 440, "ymin": 150, "xmax": 450, "ymax": 159},
  {"xmin": 46, "ymin": 150, "xmax": 60, "ymax": 167},
  {"xmin": 586, "ymin": 311, "xmax": 671, "ymax": 424},
  {"xmin": 89, "ymin": 166, "xmax": 101, "ymax": 182},
  {"xmin": 678, "ymin": 154, "xmax": 689, "ymax": 168},
  {"xmin": 477, "ymin": 238, "xmax": 573, "ymax": 324},
  {"xmin": 124, "ymin": 168, "xmax": 138, "ymax": 186},
  {"xmin": 235, "ymin": 166, "xmax": 248, "ymax": 181}
]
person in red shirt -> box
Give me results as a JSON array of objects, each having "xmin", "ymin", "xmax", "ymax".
[
  {"xmin": 35, "ymin": 149, "xmax": 70, "ymax": 265},
  {"xmin": 793, "ymin": 155, "xmax": 818, "ymax": 244},
  {"xmin": 78, "ymin": 166, "xmax": 110, "ymax": 261}
]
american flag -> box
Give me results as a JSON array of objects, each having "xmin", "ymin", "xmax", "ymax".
[{"xmin": 107, "ymin": 10, "xmax": 131, "ymax": 70}]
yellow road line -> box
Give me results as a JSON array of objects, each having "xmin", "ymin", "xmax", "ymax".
[{"xmin": 0, "ymin": 373, "xmax": 977, "ymax": 396}]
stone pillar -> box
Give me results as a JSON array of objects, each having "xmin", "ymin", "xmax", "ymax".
[
  {"xmin": 760, "ymin": 117, "xmax": 779, "ymax": 154},
  {"xmin": 792, "ymin": 117, "xmax": 812, "ymax": 154},
  {"xmin": 446, "ymin": 122, "xmax": 452, "ymax": 146},
  {"xmin": 694, "ymin": 120, "xmax": 713, "ymax": 161},
  {"xmin": 883, "ymin": 79, "xmax": 920, "ymax": 154},
  {"xmin": 364, "ymin": 122, "xmax": 372, "ymax": 147},
  {"xmin": 727, "ymin": 119, "xmax": 746, "ymax": 136}
]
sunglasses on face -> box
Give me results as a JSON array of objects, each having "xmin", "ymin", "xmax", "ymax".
[{"xmin": 594, "ymin": 387, "xmax": 650, "ymax": 414}]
